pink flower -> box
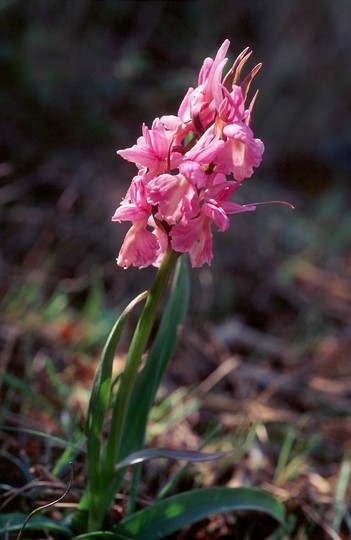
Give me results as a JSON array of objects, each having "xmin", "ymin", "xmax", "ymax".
[
  {"xmin": 200, "ymin": 39, "xmax": 230, "ymax": 110},
  {"xmin": 113, "ymin": 40, "xmax": 269, "ymax": 269},
  {"xmin": 176, "ymin": 40, "xmax": 230, "ymax": 135},
  {"xmin": 147, "ymin": 173, "xmax": 199, "ymax": 225},
  {"xmin": 117, "ymin": 118, "xmax": 182, "ymax": 177},
  {"xmin": 170, "ymin": 175, "xmax": 256, "ymax": 267},
  {"xmin": 202, "ymin": 177, "xmax": 256, "ymax": 230},
  {"xmin": 214, "ymin": 122, "xmax": 264, "ymax": 181},
  {"xmin": 112, "ymin": 174, "xmax": 151, "ymax": 224},
  {"xmin": 180, "ymin": 128, "xmax": 225, "ymax": 188},
  {"xmin": 171, "ymin": 214, "xmax": 213, "ymax": 267},
  {"xmin": 116, "ymin": 221, "xmax": 160, "ymax": 268},
  {"xmin": 112, "ymin": 175, "xmax": 161, "ymax": 268}
]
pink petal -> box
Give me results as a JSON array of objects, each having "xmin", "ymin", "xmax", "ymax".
[
  {"xmin": 202, "ymin": 201, "xmax": 229, "ymax": 232},
  {"xmin": 117, "ymin": 223, "xmax": 160, "ymax": 268},
  {"xmin": 171, "ymin": 215, "xmax": 213, "ymax": 267},
  {"xmin": 221, "ymin": 201, "xmax": 256, "ymax": 214},
  {"xmin": 218, "ymin": 85, "xmax": 245, "ymax": 123},
  {"xmin": 179, "ymin": 160, "xmax": 207, "ymax": 189},
  {"xmin": 185, "ymin": 127, "xmax": 225, "ymax": 165},
  {"xmin": 147, "ymin": 173, "xmax": 198, "ymax": 225},
  {"xmin": 112, "ymin": 204, "xmax": 147, "ymax": 223},
  {"xmin": 216, "ymin": 122, "xmax": 264, "ymax": 180}
]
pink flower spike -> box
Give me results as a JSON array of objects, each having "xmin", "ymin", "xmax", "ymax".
[{"xmin": 113, "ymin": 40, "xmax": 268, "ymax": 269}]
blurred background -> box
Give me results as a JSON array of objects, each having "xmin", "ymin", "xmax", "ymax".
[
  {"xmin": 1, "ymin": 0, "xmax": 351, "ymax": 371},
  {"xmin": 1, "ymin": 0, "xmax": 350, "ymax": 320},
  {"xmin": 1, "ymin": 1, "xmax": 351, "ymax": 534},
  {"xmin": 0, "ymin": 0, "xmax": 351, "ymax": 362}
]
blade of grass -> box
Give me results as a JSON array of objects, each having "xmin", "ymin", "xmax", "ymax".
[
  {"xmin": 0, "ymin": 450, "xmax": 34, "ymax": 483},
  {"xmin": 73, "ymin": 532, "xmax": 132, "ymax": 539},
  {"xmin": 332, "ymin": 455, "xmax": 351, "ymax": 534},
  {"xmin": 1, "ymin": 372, "xmax": 55, "ymax": 414},
  {"xmin": 0, "ymin": 513, "xmax": 72, "ymax": 536},
  {"xmin": 0, "ymin": 425, "xmax": 83, "ymax": 452}
]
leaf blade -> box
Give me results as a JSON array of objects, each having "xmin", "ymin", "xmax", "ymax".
[
  {"xmin": 115, "ymin": 487, "xmax": 287, "ymax": 540},
  {"xmin": 73, "ymin": 532, "xmax": 131, "ymax": 540},
  {"xmin": 84, "ymin": 291, "xmax": 148, "ymax": 510},
  {"xmin": 115, "ymin": 446, "xmax": 232, "ymax": 470},
  {"xmin": 0, "ymin": 513, "xmax": 72, "ymax": 536}
]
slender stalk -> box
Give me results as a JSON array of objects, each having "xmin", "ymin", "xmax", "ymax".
[{"xmin": 88, "ymin": 246, "xmax": 179, "ymax": 531}]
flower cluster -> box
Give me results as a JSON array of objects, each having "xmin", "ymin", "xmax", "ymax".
[{"xmin": 113, "ymin": 40, "xmax": 264, "ymax": 268}]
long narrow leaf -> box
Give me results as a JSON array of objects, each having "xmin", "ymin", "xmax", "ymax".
[
  {"xmin": 85, "ymin": 291, "xmax": 149, "ymax": 442},
  {"xmin": 120, "ymin": 257, "xmax": 189, "ymax": 460},
  {"xmin": 114, "ymin": 487, "xmax": 287, "ymax": 540},
  {"xmin": 84, "ymin": 291, "xmax": 148, "ymax": 506},
  {"xmin": 0, "ymin": 425, "xmax": 82, "ymax": 452},
  {"xmin": 0, "ymin": 513, "xmax": 71, "ymax": 536},
  {"xmin": 73, "ymin": 533, "xmax": 131, "ymax": 540},
  {"xmin": 115, "ymin": 446, "xmax": 231, "ymax": 470}
]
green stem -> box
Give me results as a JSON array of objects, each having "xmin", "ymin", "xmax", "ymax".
[{"xmin": 88, "ymin": 247, "xmax": 179, "ymax": 531}]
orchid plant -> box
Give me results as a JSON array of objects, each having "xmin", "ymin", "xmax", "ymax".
[{"xmin": 2, "ymin": 40, "xmax": 291, "ymax": 539}]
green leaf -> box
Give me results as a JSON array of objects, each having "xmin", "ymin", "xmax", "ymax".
[
  {"xmin": 84, "ymin": 291, "xmax": 148, "ymax": 509},
  {"xmin": 0, "ymin": 513, "xmax": 72, "ymax": 535},
  {"xmin": 120, "ymin": 256, "xmax": 190, "ymax": 460},
  {"xmin": 115, "ymin": 446, "xmax": 231, "ymax": 470},
  {"xmin": 114, "ymin": 487, "xmax": 287, "ymax": 540},
  {"xmin": 73, "ymin": 533, "xmax": 132, "ymax": 540}
]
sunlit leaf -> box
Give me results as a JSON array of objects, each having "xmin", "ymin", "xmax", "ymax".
[
  {"xmin": 83, "ymin": 291, "xmax": 148, "ymax": 514},
  {"xmin": 115, "ymin": 487, "xmax": 287, "ymax": 540},
  {"xmin": 115, "ymin": 446, "xmax": 232, "ymax": 470}
]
